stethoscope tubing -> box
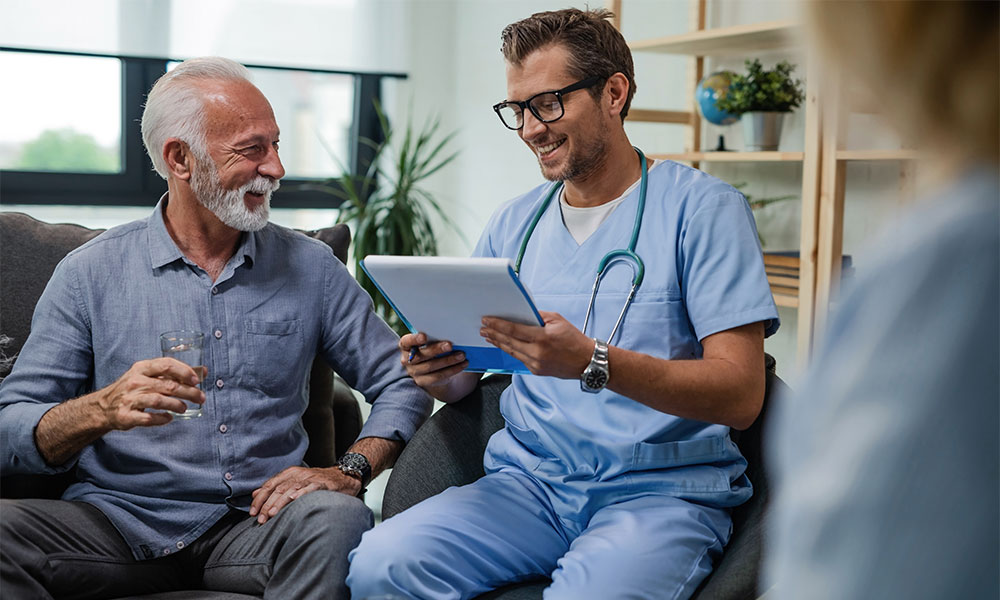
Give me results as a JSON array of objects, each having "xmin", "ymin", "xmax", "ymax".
[{"xmin": 513, "ymin": 147, "xmax": 648, "ymax": 345}]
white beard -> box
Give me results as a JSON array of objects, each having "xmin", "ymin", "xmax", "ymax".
[{"xmin": 190, "ymin": 161, "xmax": 280, "ymax": 232}]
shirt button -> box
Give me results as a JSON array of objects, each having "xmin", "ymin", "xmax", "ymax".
[
  {"xmin": 215, "ymin": 379, "xmax": 224, "ymax": 389},
  {"xmin": 211, "ymin": 287, "xmax": 219, "ymax": 295},
  {"xmin": 176, "ymin": 541, "xmax": 185, "ymax": 549},
  {"xmin": 214, "ymin": 329, "xmax": 223, "ymax": 339},
  {"xmin": 224, "ymin": 472, "xmax": 233, "ymax": 481},
  {"xmin": 219, "ymin": 424, "xmax": 228, "ymax": 433}
]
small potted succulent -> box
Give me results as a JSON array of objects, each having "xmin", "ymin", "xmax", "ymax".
[{"xmin": 715, "ymin": 59, "xmax": 805, "ymax": 151}]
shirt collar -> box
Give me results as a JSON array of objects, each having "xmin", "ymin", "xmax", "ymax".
[{"xmin": 147, "ymin": 193, "xmax": 258, "ymax": 271}]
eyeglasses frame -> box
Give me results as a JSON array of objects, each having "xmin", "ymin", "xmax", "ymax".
[{"xmin": 492, "ymin": 75, "xmax": 603, "ymax": 131}]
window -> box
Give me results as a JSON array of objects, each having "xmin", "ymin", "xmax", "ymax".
[
  {"xmin": 0, "ymin": 48, "xmax": 403, "ymax": 209},
  {"xmin": 0, "ymin": 52, "xmax": 122, "ymax": 173}
]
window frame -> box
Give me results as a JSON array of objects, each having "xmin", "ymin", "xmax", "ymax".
[{"xmin": 0, "ymin": 47, "xmax": 405, "ymax": 209}]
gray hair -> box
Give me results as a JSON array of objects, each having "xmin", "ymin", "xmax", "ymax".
[{"xmin": 141, "ymin": 57, "xmax": 253, "ymax": 179}]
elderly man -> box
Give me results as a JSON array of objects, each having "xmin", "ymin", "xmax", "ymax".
[
  {"xmin": 348, "ymin": 8, "xmax": 777, "ymax": 600},
  {"xmin": 0, "ymin": 57, "xmax": 431, "ymax": 599}
]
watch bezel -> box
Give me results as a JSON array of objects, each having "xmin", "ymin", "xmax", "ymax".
[
  {"xmin": 580, "ymin": 339, "xmax": 610, "ymax": 393},
  {"xmin": 337, "ymin": 452, "xmax": 372, "ymax": 488}
]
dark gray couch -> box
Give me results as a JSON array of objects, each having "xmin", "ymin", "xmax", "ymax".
[
  {"xmin": 0, "ymin": 211, "xmax": 363, "ymax": 599},
  {"xmin": 383, "ymin": 356, "xmax": 788, "ymax": 600}
]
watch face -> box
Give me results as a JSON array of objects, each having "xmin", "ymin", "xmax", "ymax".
[{"xmin": 584, "ymin": 368, "xmax": 608, "ymax": 390}]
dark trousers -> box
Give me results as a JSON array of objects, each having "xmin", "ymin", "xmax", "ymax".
[{"xmin": 0, "ymin": 491, "xmax": 372, "ymax": 600}]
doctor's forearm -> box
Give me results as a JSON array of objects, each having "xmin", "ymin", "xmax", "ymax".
[{"xmin": 605, "ymin": 323, "xmax": 766, "ymax": 430}]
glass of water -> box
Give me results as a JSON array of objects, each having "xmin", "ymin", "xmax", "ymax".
[{"xmin": 159, "ymin": 330, "xmax": 205, "ymax": 419}]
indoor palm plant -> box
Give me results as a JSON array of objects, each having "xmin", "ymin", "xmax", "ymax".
[
  {"xmin": 318, "ymin": 104, "xmax": 462, "ymax": 335},
  {"xmin": 715, "ymin": 59, "xmax": 805, "ymax": 151}
]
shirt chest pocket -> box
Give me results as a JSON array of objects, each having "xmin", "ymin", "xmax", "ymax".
[
  {"xmin": 245, "ymin": 319, "xmax": 307, "ymax": 397},
  {"xmin": 618, "ymin": 293, "xmax": 697, "ymax": 360}
]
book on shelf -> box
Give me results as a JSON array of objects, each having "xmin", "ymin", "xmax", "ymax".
[{"xmin": 762, "ymin": 251, "xmax": 855, "ymax": 298}]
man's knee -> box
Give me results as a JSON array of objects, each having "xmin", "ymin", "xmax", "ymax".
[
  {"xmin": 282, "ymin": 490, "xmax": 373, "ymax": 543},
  {"xmin": 1, "ymin": 499, "xmax": 60, "ymax": 553}
]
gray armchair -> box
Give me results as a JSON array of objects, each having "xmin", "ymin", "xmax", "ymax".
[
  {"xmin": 0, "ymin": 212, "xmax": 363, "ymax": 599},
  {"xmin": 383, "ymin": 355, "xmax": 789, "ymax": 600}
]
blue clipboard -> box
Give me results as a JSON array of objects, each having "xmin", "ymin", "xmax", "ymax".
[{"xmin": 359, "ymin": 256, "xmax": 544, "ymax": 374}]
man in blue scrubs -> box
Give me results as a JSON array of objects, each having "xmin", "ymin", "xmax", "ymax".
[{"xmin": 348, "ymin": 8, "xmax": 778, "ymax": 599}]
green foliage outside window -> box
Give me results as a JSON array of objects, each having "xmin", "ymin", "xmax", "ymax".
[{"xmin": 15, "ymin": 128, "xmax": 119, "ymax": 172}]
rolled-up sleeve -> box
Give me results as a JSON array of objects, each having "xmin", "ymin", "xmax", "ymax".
[{"xmin": 317, "ymin": 257, "xmax": 432, "ymax": 443}]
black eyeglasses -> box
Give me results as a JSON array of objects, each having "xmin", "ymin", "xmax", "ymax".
[{"xmin": 493, "ymin": 76, "xmax": 601, "ymax": 130}]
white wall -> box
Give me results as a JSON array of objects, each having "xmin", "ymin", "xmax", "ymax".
[
  {"xmin": 389, "ymin": 0, "xmax": 906, "ymax": 380},
  {"xmin": 1, "ymin": 0, "xmax": 908, "ymax": 379}
]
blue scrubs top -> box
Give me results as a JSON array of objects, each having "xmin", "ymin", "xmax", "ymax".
[{"xmin": 472, "ymin": 160, "xmax": 779, "ymax": 514}]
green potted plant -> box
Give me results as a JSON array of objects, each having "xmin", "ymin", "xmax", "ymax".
[
  {"xmin": 715, "ymin": 59, "xmax": 805, "ymax": 151},
  {"xmin": 318, "ymin": 104, "xmax": 463, "ymax": 335}
]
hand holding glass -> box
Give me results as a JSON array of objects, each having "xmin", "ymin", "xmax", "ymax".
[{"xmin": 159, "ymin": 331, "xmax": 205, "ymax": 419}]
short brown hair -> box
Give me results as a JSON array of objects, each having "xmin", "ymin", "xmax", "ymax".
[{"xmin": 501, "ymin": 8, "xmax": 636, "ymax": 121}]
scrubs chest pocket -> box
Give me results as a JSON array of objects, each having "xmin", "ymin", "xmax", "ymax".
[
  {"xmin": 618, "ymin": 293, "xmax": 696, "ymax": 359},
  {"xmin": 245, "ymin": 319, "xmax": 305, "ymax": 397}
]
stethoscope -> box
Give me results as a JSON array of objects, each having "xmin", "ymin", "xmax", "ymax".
[{"xmin": 513, "ymin": 147, "xmax": 647, "ymax": 345}]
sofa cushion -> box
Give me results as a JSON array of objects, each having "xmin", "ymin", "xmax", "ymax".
[{"xmin": 0, "ymin": 213, "xmax": 103, "ymax": 377}]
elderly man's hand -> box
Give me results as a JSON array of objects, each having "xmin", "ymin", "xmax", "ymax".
[
  {"xmin": 249, "ymin": 466, "xmax": 363, "ymax": 524},
  {"xmin": 99, "ymin": 358, "xmax": 206, "ymax": 430}
]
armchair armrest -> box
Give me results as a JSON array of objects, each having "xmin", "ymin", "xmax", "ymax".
[{"xmin": 382, "ymin": 374, "xmax": 511, "ymax": 519}]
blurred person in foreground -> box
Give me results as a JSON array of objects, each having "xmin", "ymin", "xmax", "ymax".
[
  {"xmin": 766, "ymin": 2, "xmax": 999, "ymax": 598},
  {"xmin": 0, "ymin": 56, "xmax": 431, "ymax": 599}
]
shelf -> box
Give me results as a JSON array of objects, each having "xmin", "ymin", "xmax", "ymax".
[
  {"xmin": 626, "ymin": 109, "xmax": 693, "ymax": 124},
  {"xmin": 836, "ymin": 149, "xmax": 920, "ymax": 161},
  {"xmin": 630, "ymin": 20, "xmax": 799, "ymax": 56},
  {"xmin": 772, "ymin": 292, "xmax": 799, "ymax": 309},
  {"xmin": 650, "ymin": 151, "xmax": 804, "ymax": 163}
]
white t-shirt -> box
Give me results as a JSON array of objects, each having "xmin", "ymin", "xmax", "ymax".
[{"xmin": 559, "ymin": 159, "xmax": 663, "ymax": 245}]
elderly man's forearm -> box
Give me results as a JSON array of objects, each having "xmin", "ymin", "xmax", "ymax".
[{"xmin": 34, "ymin": 394, "xmax": 110, "ymax": 466}]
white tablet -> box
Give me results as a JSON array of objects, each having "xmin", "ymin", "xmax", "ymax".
[{"xmin": 359, "ymin": 255, "xmax": 543, "ymax": 374}]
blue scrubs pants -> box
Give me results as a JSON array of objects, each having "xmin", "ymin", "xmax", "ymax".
[{"xmin": 348, "ymin": 468, "xmax": 731, "ymax": 600}]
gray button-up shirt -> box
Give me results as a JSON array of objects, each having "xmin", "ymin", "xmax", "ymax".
[{"xmin": 0, "ymin": 199, "xmax": 432, "ymax": 559}]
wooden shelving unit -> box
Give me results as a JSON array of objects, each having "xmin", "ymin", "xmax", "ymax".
[
  {"xmin": 619, "ymin": 2, "xmax": 822, "ymax": 364},
  {"xmin": 629, "ymin": 20, "xmax": 798, "ymax": 56},
  {"xmin": 648, "ymin": 151, "xmax": 805, "ymax": 163},
  {"xmin": 835, "ymin": 149, "xmax": 920, "ymax": 161},
  {"xmin": 615, "ymin": 0, "xmax": 920, "ymax": 366}
]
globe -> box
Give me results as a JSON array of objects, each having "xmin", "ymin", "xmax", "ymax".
[{"xmin": 695, "ymin": 71, "xmax": 739, "ymax": 126}]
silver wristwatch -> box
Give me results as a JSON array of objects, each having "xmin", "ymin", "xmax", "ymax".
[{"xmin": 580, "ymin": 338, "xmax": 610, "ymax": 393}]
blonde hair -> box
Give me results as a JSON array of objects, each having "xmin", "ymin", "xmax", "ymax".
[
  {"xmin": 808, "ymin": 1, "xmax": 999, "ymax": 164},
  {"xmin": 140, "ymin": 57, "xmax": 254, "ymax": 179}
]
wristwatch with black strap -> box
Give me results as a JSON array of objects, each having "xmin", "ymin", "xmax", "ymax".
[
  {"xmin": 580, "ymin": 338, "xmax": 610, "ymax": 393},
  {"xmin": 337, "ymin": 451, "xmax": 372, "ymax": 492}
]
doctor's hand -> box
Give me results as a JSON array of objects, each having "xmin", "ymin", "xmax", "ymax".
[{"xmin": 481, "ymin": 311, "xmax": 593, "ymax": 379}]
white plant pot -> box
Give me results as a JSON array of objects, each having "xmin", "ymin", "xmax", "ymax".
[{"xmin": 742, "ymin": 111, "xmax": 785, "ymax": 151}]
